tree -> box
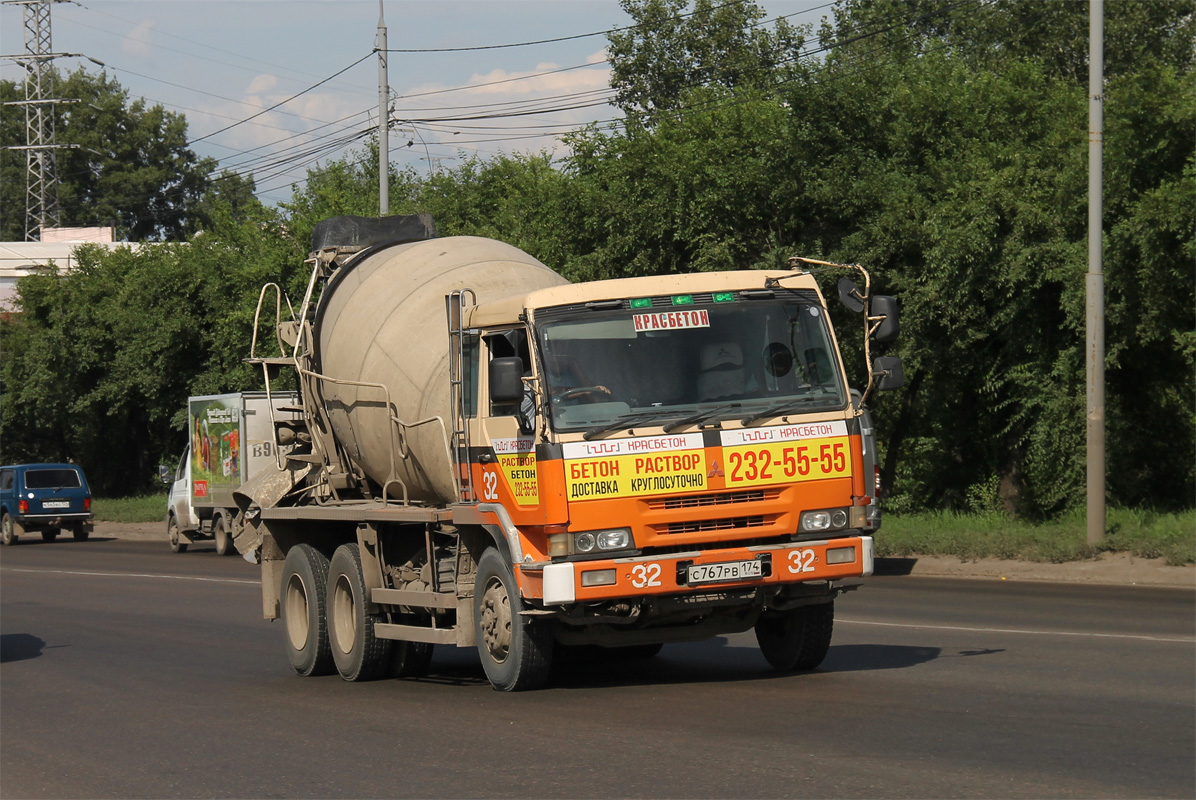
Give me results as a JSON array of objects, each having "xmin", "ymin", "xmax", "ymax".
[
  {"xmin": 1, "ymin": 67, "xmax": 217, "ymax": 241},
  {"xmin": 607, "ymin": 0, "xmax": 806, "ymax": 121},
  {"xmin": 0, "ymin": 196, "xmax": 299, "ymax": 495}
]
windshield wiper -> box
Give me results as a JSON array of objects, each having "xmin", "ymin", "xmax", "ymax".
[
  {"xmin": 740, "ymin": 394, "xmax": 830, "ymax": 426},
  {"xmin": 582, "ymin": 409, "xmax": 685, "ymax": 440},
  {"xmin": 662, "ymin": 404, "xmax": 739, "ymax": 433}
]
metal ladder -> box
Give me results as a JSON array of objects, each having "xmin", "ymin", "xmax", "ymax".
[{"xmin": 446, "ymin": 289, "xmax": 476, "ymax": 503}]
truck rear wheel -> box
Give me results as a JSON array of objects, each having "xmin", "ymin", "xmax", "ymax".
[
  {"xmin": 1, "ymin": 513, "xmax": 17, "ymax": 545},
  {"xmin": 474, "ymin": 547, "xmax": 553, "ymax": 691},
  {"xmin": 754, "ymin": 601, "xmax": 835, "ymax": 672},
  {"xmin": 327, "ymin": 543, "xmax": 392, "ymax": 681},
  {"xmin": 72, "ymin": 525, "xmax": 89, "ymax": 542},
  {"xmin": 213, "ymin": 516, "xmax": 235, "ymax": 556},
  {"xmin": 280, "ymin": 544, "xmax": 334, "ymax": 677}
]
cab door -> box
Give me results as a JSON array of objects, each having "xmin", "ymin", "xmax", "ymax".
[
  {"xmin": 171, "ymin": 446, "xmax": 199, "ymax": 530},
  {"xmin": 473, "ymin": 328, "xmax": 553, "ymax": 523}
]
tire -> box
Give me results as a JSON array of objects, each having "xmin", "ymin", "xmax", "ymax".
[
  {"xmin": 1, "ymin": 513, "xmax": 17, "ymax": 546},
  {"xmin": 72, "ymin": 526, "xmax": 90, "ymax": 542},
  {"xmin": 327, "ymin": 543, "xmax": 392, "ymax": 681},
  {"xmin": 41, "ymin": 528, "xmax": 59, "ymax": 543},
  {"xmin": 390, "ymin": 639, "xmax": 434, "ymax": 679},
  {"xmin": 279, "ymin": 543, "xmax": 335, "ymax": 677},
  {"xmin": 167, "ymin": 516, "xmax": 187, "ymax": 553},
  {"xmin": 754, "ymin": 601, "xmax": 835, "ymax": 672},
  {"xmin": 474, "ymin": 547, "xmax": 553, "ymax": 691},
  {"xmin": 213, "ymin": 516, "xmax": 235, "ymax": 556}
]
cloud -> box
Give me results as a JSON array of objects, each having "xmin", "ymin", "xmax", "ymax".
[
  {"xmin": 245, "ymin": 74, "xmax": 279, "ymax": 96},
  {"xmin": 122, "ymin": 20, "xmax": 155, "ymax": 57}
]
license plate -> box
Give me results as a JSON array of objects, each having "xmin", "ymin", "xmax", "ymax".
[
  {"xmin": 687, "ymin": 559, "xmax": 763, "ymax": 585},
  {"xmin": 42, "ymin": 500, "xmax": 69, "ymax": 509}
]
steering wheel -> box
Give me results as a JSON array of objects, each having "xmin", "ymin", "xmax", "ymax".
[{"xmin": 554, "ymin": 385, "xmax": 612, "ymax": 403}]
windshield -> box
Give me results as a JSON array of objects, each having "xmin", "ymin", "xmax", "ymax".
[{"xmin": 536, "ymin": 293, "xmax": 845, "ymax": 433}]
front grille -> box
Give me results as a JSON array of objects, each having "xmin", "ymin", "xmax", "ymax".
[
  {"xmin": 645, "ymin": 489, "xmax": 781, "ymax": 510},
  {"xmin": 657, "ymin": 515, "xmax": 771, "ymax": 535}
]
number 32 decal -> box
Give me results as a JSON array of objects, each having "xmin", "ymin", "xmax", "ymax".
[
  {"xmin": 482, "ymin": 470, "xmax": 499, "ymax": 500},
  {"xmin": 631, "ymin": 563, "xmax": 662, "ymax": 588},
  {"xmin": 788, "ymin": 549, "xmax": 816, "ymax": 574}
]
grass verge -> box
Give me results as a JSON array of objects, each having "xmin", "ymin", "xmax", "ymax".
[
  {"xmin": 93, "ymin": 494, "xmax": 167, "ymax": 524},
  {"xmin": 877, "ymin": 508, "xmax": 1195, "ymax": 567}
]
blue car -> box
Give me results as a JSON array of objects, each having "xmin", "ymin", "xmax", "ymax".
[{"xmin": 0, "ymin": 463, "xmax": 94, "ymax": 544}]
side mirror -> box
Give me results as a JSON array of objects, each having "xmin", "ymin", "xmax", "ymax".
[
  {"xmin": 871, "ymin": 295, "xmax": 899, "ymax": 343},
  {"xmin": 838, "ymin": 277, "xmax": 866, "ymax": 313},
  {"xmin": 872, "ymin": 356, "xmax": 904, "ymax": 391},
  {"xmin": 158, "ymin": 465, "xmax": 172, "ymax": 485},
  {"xmin": 489, "ymin": 357, "xmax": 525, "ymax": 403}
]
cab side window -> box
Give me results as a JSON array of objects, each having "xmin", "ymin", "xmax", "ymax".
[
  {"xmin": 462, "ymin": 334, "xmax": 479, "ymax": 418},
  {"xmin": 485, "ymin": 329, "xmax": 530, "ymax": 417}
]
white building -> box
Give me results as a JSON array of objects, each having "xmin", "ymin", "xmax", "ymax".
[{"xmin": 0, "ymin": 228, "xmax": 137, "ymax": 310}]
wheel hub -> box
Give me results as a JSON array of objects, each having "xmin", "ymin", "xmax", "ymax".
[
  {"xmin": 284, "ymin": 573, "xmax": 311, "ymax": 651},
  {"xmin": 480, "ymin": 576, "xmax": 512, "ymax": 663}
]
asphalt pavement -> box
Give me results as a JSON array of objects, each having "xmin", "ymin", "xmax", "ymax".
[{"xmin": 1, "ymin": 535, "xmax": 1193, "ymax": 799}]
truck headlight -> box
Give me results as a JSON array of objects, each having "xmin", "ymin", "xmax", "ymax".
[
  {"xmin": 566, "ymin": 528, "xmax": 632, "ymax": 555},
  {"xmin": 800, "ymin": 508, "xmax": 849, "ymax": 533}
]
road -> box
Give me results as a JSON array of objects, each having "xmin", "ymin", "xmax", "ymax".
[{"xmin": 2, "ymin": 535, "xmax": 1193, "ymax": 799}]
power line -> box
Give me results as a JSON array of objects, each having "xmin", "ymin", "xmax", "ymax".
[{"xmin": 189, "ymin": 52, "xmax": 373, "ymax": 144}]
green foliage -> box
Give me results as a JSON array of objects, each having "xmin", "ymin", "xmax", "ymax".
[
  {"xmin": 0, "ymin": 68, "xmax": 221, "ymax": 241},
  {"xmin": 562, "ymin": 90, "xmax": 793, "ymax": 280},
  {"xmin": 0, "ymin": 197, "xmax": 298, "ymax": 495},
  {"xmin": 609, "ymin": 0, "xmax": 806, "ymax": 120},
  {"xmin": 1, "ymin": 0, "xmax": 1191, "ymax": 515}
]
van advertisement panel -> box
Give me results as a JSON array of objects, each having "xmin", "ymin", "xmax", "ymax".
[{"xmin": 189, "ymin": 396, "xmax": 242, "ymax": 501}]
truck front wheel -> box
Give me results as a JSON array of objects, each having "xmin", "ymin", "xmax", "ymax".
[
  {"xmin": 168, "ymin": 516, "xmax": 187, "ymax": 553},
  {"xmin": 213, "ymin": 516, "xmax": 235, "ymax": 556},
  {"xmin": 474, "ymin": 547, "xmax": 553, "ymax": 691},
  {"xmin": 327, "ymin": 543, "xmax": 392, "ymax": 681},
  {"xmin": 754, "ymin": 601, "xmax": 835, "ymax": 672},
  {"xmin": 280, "ymin": 544, "xmax": 334, "ymax": 677}
]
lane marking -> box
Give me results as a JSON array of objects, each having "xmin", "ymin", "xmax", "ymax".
[
  {"xmin": 2, "ymin": 566, "xmax": 257, "ymax": 586},
  {"xmin": 839, "ymin": 618, "xmax": 1195, "ymax": 644}
]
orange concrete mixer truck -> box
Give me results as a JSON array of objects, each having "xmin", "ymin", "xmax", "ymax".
[{"xmin": 237, "ymin": 214, "xmax": 902, "ymax": 691}]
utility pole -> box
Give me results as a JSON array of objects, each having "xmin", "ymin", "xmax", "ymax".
[
  {"xmin": 4, "ymin": 0, "xmax": 64, "ymax": 240},
  {"xmin": 1087, "ymin": 0, "xmax": 1106, "ymax": 545},
  {"xmin": 376, "ymin": 0, "xmax": 389, "ymax": 215}
]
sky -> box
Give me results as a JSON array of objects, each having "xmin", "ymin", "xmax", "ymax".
[{"xmin": 2, "ymin": 1, "xmax": 835, "ymax": 205}]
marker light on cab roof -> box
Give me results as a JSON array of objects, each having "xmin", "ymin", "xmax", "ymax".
[
  {"xmin": 672, "ymin": 294, "xmax": 694, "ymax": 305},
  {"xmin": 630, "ymin": 297, "xmax": 652, "ymax": 309}
]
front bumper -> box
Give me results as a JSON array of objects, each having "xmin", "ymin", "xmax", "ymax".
[{"xmin": 536, "ymin": 535, "xmax": 872, "ymax": 605}]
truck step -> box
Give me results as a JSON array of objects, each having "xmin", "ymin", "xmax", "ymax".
[
  {"xmin": 374, "ymin": 623, "xmax": 457, "ymax": 645},
  {"xmin": 372, "ymin": 588, "xmax": 457, "ymax": 610}
]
